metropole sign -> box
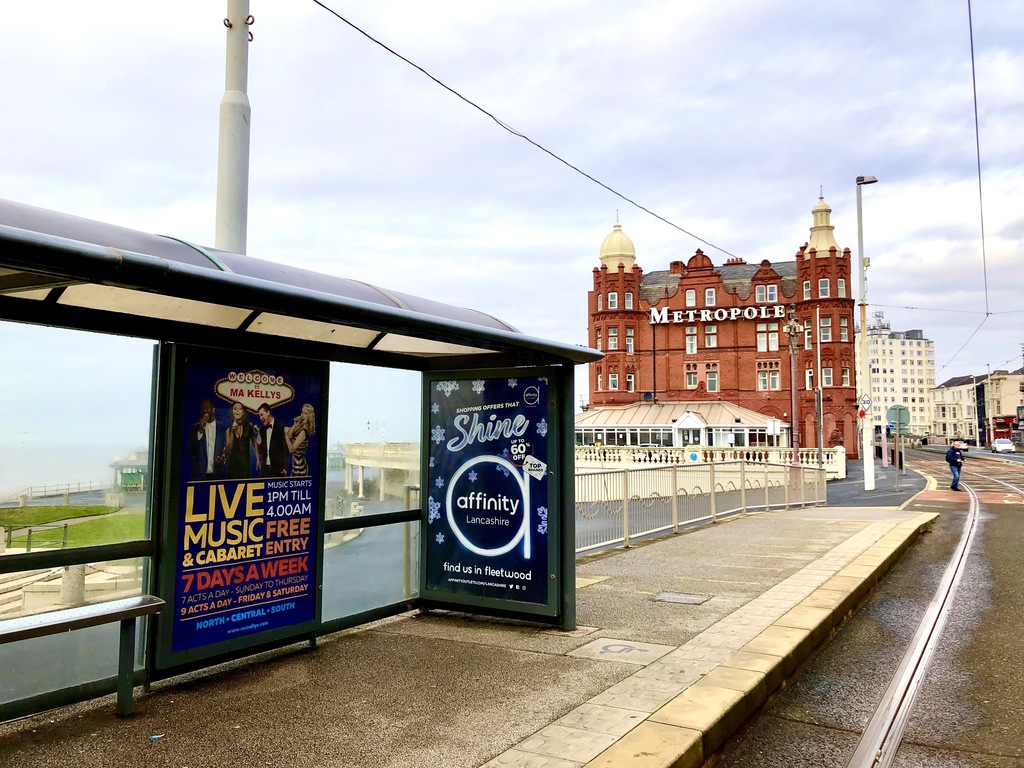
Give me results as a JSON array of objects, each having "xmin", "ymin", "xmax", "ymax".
[{"xmin": 649, "ymin": 304, "xmax": 788, "ymax": 325}]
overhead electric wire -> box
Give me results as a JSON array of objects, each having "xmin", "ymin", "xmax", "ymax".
[
  {"xmin": 936, "ymin": 0, "xmax": 998, "ymax": 375},
  {"xmin": 311, "ymin": 0, "xmax": 738, "ymax": 259},
  {"xmin": 314, "ymin": 1, "xmax": 1013, "ymax": 375},
  {"xmin": 967, "ymin": 0, "xmax": 990, "ymax": 316}
]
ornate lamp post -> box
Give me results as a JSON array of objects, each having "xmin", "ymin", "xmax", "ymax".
[{"xmin": 785, "ymin": 304, "xmax": 803, "ymax": 467}]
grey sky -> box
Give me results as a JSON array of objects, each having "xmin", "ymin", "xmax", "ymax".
[{"xmin": 0, "ymin": 1, "xmax": 1021, "ymax": 491}]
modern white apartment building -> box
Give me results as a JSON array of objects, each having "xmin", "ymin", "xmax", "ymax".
[{"xmin": 856, "ymin": 311, "xmax": 936, "ymax": 436}]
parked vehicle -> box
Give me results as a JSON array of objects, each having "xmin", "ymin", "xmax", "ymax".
[{"xmin": 992, "ymin": 438, "xmax": 1015, "ymax": 453}]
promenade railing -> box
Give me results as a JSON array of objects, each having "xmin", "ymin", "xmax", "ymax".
[{"xmin": 574, "ymin": 461, "xmax": 826, "ymax": 554}]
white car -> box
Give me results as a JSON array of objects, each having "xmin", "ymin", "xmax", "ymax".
[{"xmin": 992, "ymin": 438, "xmax": 1015, "ymax": 453}]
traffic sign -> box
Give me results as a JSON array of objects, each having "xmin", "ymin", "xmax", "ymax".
[
  {"xmin": 886, "ymin": 404, "xmax": 911, "ymax": 435},
  {"xmin": 860, "ymin": 395, "xmax": 872, "ymax": 409}
]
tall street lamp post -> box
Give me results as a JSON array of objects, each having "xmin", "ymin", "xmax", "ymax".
[
  {"xmin": 857, "ymin": 175, "xmax": 878, "ymax": 491},
  {"xmin": 785, "ymin": 304, "xmax": 802, "ymax": 468}
]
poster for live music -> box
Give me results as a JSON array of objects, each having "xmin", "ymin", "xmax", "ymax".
[
  {"xmin": 170, "ymin": 352, "xmax": 325, "ymax": 654},
  {"xmin": 423, "ymin": 373, "xmax": 554, "ymax": 612}
]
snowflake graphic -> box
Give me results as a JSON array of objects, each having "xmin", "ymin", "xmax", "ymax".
[
  {"xmin": 435, "ymin": 476, "xmax": 445, "ymax": 488},
  {"xmin": 495, "ymin": 455, "xmax": 511, "ymax": 478},
  {"xmin": 435, "ymin": 380, "xmax": 460, "ymax": 397},
  {"xmin": 429, "ymin": 456, "xmax": 435, "ymax": 468},
  {"xmin": 537, "ymin": 520, "xmax": 548, "ymax": 535},
  {"xmin": 472, "ymin": 379, "xmax": 485, "ymax": 394},
  {"xmin": 537, "ymin": 506, "xmax": 549, "ymax": 535},
  {"xmin": 536, "ymin": 418, "xmax": 548, "ymax": 438},
  {"xmin": 431, "ymin": 402, "xmax": 440, "ymax": 415},
  {"xmin": 435, "ymin": 532, "xmax": 445, "ymax": 544},
  {"xmin": 468, "ymin": 470, "xmax": 478, "ymax": 482},
  {"xmin": 539, "ymin": 377, "xmax": 548, "ymax": 383},
  {"xmin": 431, "ymin": 425, "xmax": 445, "ymax": 445},
  {"xmin": 427, "ymin": 497, "xmax": 441, "ymax": 523},
  {"xmin": 507, "ymin": 378, "xmax": 518, "ymax": 388}
]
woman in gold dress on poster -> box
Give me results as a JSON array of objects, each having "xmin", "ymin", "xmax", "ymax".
[
  {"xmin": 284, "ymin": 403, "xmax": 316, "ymax": 477},
  {"xmin": 224, "ymin": 401, "xmax": 260, "ymax": 479}
]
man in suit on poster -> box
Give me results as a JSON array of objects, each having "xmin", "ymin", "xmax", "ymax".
[
  {"xmin": 257, "ymin": 402, "xmax": 289, "ymax": 477},
  {"xmin": 188, "ymin": 398, "xmax": 226, "ymax": 481}
]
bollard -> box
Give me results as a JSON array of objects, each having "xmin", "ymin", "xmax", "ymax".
[
  {"xmin": 671, "ymin": 465, "xmax": 679, "ymax": 533},
  {"xmin": 60, "ymin": 564, "xmax": 87, "ymax": 607},
  {"xmin": 622, "ymin": 469, "xmax": 631, "ymax": 547},
  {"xmin": 709, "ymin": 462, "xmax": 717, "ymax": 523}
]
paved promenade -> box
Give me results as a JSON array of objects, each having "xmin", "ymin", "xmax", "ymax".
[{"xmin": 0, "ymin": 471, "xmax": 933, "ymax": 768}]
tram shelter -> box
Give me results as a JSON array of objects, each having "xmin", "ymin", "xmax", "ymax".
[{"xmin": 0, "ymin": 197, "xmax": 600, "ymax": 719}]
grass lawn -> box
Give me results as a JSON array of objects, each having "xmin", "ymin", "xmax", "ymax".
[
  {"xmin": 0, "ymin": 505, "xmax": 119, "ymax": 530},
  {"xmin": 8, "ymin": 513, "xmax": 146, "ymax": 549}
]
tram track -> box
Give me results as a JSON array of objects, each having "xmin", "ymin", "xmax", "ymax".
[{"xmin": 846, "ymin": 453, "xmax": 1024, "ymax": 767}]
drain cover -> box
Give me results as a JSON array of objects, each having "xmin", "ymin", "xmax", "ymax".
[{"xmin": 654, "ymin": 592, "xmax": 712, "ymax": 605}]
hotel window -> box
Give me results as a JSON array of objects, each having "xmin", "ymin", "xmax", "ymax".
[
  {"xmin": 820, "ymin": 317, "xmax": 832, "ymax": 342},
  {"xmin": 840, "ymin": 316, "xmax": 849, "ymax": 342},
  {"xmin": 609, "ymin": 373, "xmax": 618, "ymax": 390},
  {"xmin": 804, "ymin": 322, "xmax": 812, "ymax": 350},
  {"xmin": 685, "ymin": 289, "xmax": 696, "ymax": 307},
  {"xmin": 705, "ymin": 325, "xmax": 718, "ymax": 348},
  {"xmin": 595, "ymin": 329, "xmax": 602, "ymax": 351},
  {"xmin": 756, "ymin": 322, "xmax": 779, "ymax": 352},
  {"xmin": 607, "ymin": 327, "xmax": 618, "ymax": 350},
  {"xmin": 757, "ymin": 360, "xmax": 781, "ymax": 391},
  {"xmin": 837, "ymin": 278, "xmax": 846, "ymax": 298},
  {"xmin": 686, "ymin": 326, "xmax": 697, "ymax": 354},
  {"xmin": 624, "ymin": 291, "xmax": 633, "ymax": 309},
  {"xmin": 805, "ymin": 369, "xmax": 814, "ymax": 389},
  {"xmin": 755, "ymin": 284, "xmax": 778, "ymax": 303},
  {"xmin": 626, "ymin": 373, "xmax": 635, "ymax": 392},
  {"xmin": 842, "ymin": 368, "xmax": 851, "ymax": 386},
  {"xmin": 803, "ymin": 280, "xmax": 811, "ymax": 300},
  {"xmin": 705, "ymin": 288, "xmax": 716, "ymax": 306},
  {"xmin": 597, "ymin": 293, "xmax": 602, "ymax": 311},
  {"xmin": 685, "ymin": 363, "xmax": 698, "ymax": 389},
  {"xmin": 597, "ymin": 374, "xmax": 602, "ymax": 391},
  {"xmin": 625, "ymin": 327, "xmax": 634, "ymax": 354},
  {"xmin": 818, "ymin": 278, "xmax": 830, "ymax": 298},
  {"xmin": 705, "ymin": 363, "xmax": 719, "ymax": 392},
  {"xmin": 822, "ymin": 367, "xmax": 833, "ymax": 387},
  {"xmin": 607, "ymin": 292, "xmax": 618, "ymax": 310}
]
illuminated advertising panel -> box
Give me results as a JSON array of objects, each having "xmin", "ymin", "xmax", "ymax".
[
  {"xmin": 158, "ymin": 346, "xmax": 325, "ymax": 664},
  {"xmin": 422, "ymin": 373, "xmax": 556, "ymax": 613}
]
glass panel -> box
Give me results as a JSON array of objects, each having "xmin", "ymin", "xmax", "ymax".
[
  {"xmin": 0, "ymin": 325, "xmax": 153, "ymax": 552},
  {"xmin": 321, "ymin": 522, "xmax": 419, "ymax": 621},
  {"xmin": 0, "ymin": 554, "xmax": 148, "ymax": 705},
  {"xmin": 326, "ymin": 363, "xmax": 421, "ymax": 518}
]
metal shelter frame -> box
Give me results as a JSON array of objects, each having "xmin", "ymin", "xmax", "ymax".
[{"xmin": 0, "ymin": 197, "xmax": 600, "ymax": 719}]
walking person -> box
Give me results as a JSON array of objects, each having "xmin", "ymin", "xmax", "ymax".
[{"xmin": 946, "ymin": 440, "xmax": 965, "ymax": 491}]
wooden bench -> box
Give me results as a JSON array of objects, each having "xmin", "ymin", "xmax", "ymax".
[{"xmin": 0, "ymin": 595, "xmax": 165, "ymax": 716}]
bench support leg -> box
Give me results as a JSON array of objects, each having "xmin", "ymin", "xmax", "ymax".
[{"xmin": 116, "ymin": 617, "xmax": 137, "ymax": 717}]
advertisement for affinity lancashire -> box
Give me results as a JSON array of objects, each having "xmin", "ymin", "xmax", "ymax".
[
  {"xmin": 422, "ymin": 372, "xmax": 558, "ymax": 615},
  {"xmin": 157, "ymin": 346, "xmax": 326, "ymax": 667}
]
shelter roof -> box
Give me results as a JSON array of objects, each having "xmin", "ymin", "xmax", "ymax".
[{"xmin": 0, "ymin": 198, "xmax": 600, "ymax": 370}]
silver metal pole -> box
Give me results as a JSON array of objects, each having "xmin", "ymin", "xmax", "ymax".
[{"xmin": 215, "ymin": 0, "xmax": 252, "ymax": 254}]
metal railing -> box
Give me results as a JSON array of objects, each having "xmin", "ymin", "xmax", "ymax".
[
  {"xmin": 5, "ymin": 524, "xmax": 69, "ymax": 552},
  {"xmin": 574, "ymin": 461, "xmax": 825, "ymax": 554},
  {"xmin": 6, "ymin": 482, "xmax": 108, "ymax": 503}
]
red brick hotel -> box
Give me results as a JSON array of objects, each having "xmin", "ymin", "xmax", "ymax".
[{"xmin": 586, "ymin": 196, "xmax": 860, "ymax": 458}]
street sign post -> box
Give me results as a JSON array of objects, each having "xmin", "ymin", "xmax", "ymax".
[{"xmin": 886, "ymin": 405, "xmax": 911, "ymax": 478}]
